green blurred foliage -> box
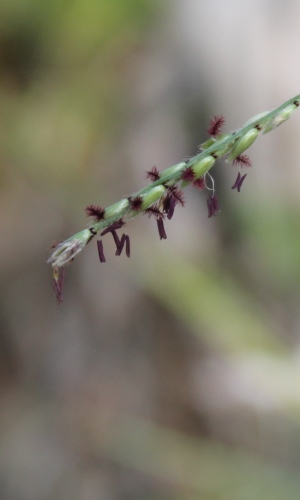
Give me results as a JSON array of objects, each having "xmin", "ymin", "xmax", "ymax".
[{"xmin": 0, "ymin": 0, "xmax": 159, "ymax": 189}]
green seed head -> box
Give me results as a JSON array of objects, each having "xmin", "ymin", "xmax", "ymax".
[
  {"xmin": 104, "ymin": 198, "xmax": 130, "ymax": 219},
  {"xmin": 141, "ymin": 185, "xmax": 166, "ymax": 210},
  {"xmin": 228, "ymin": 128, "xmax": 259, "ymax": 161},
  {"xmin": 199, "ymin": 137, "xmax": 216, "ymax": 150},
  {"xmin": 243, "ymin": 110, "xmax": 270, "ymax": 127},
  {"xmin": 159, "ymin": 162, "xmax": 186, "ymax": 183},
  {"xmin": 263, "ymin": 102, "xmax": 299, "ymax": 134},
  {"xmin": 192, "ymin": 155, "xmax": 216, "ymax": 179},
  {"xmin": 213, "ymin": 133, "xmax": 235, "ymax": 157},
  {"xmin": 48, "ymin": 228, "xmax": 93, "ymax": 268}
]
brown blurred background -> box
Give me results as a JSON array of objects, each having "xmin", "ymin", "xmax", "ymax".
[{"xmin": 1, "ymin": 0, "xmax": 300, "ymax": 498}]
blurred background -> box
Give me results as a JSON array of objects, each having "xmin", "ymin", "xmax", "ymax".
[{"xmin": 1, "ymin": 0, "xmax": 300, "ymax": 498}]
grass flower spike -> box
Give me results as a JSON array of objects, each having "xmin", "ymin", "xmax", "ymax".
[{"xmin": 48, "ymin": 95, "xmax": 300, "ymax": 303}]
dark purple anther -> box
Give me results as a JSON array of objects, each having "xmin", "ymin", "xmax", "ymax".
[
  {"xmin": 165, "ymin": 195, "xmax": 176, "ymax": 220},
  {"xmin": 231, "ymin": 172, "xmax": 247, "ymax": 192},
  {"xmin": 114, "ymin": 234, "xmax": 130, "ymax": 257},
  {"xmin": 125, "ymin": 235, "xmax": 130, "ymax": 258},
  {"xmin": 97, "ymin": 240, "xmax": 106, "ymax": 263},
  {"xmin": 100, "ymin": 219, "xmax": 124, "ymax": 237},
  {"xmin": 157, "ymin": 218, "xmax": 167, "ymax": 240},
  {"xmin": 115, "ymin": 234, "xmax": 126, "ymax": 256},
  {"xmin": 163, "ymin": 186, "xmax": 185, "ymax": 220},
  {"xmin": 111, "ymin": 230, "xmax": 122, "ymax": 253},
  {"xmin": 207, "ymin": 194, "xmax": 220, "ymax": 218}
]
